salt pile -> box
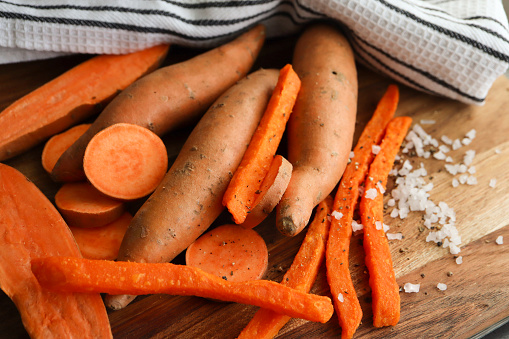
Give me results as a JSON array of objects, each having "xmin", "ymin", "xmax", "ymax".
[{"xmin": 391, "ymin": 123, "xmax": 471, "ymax": 255}]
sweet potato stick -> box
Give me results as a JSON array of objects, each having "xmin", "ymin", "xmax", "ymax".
[
  {"xmin": 360, "ymin": 116, "xmax": 412, "ymax": 327},
  {"xmin": 238, "ymin": 196, "xmax": 332, "ymax": 339},
  {"xmin": 326, "ymin": 84, "xmax": 399, "ymax": 339},
  {"xmin": 31, "ymin": 257, "xmax": 333, "ymax": 324},
  {"xmin": 223, "ymin": 64, "xmax": 301, "ymax": 224}
]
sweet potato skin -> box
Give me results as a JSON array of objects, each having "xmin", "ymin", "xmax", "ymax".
[
  {"xmin": 277, "ymin": 24, "xmax": 357, "ymax": 236},
  {"xmin": 51, "ymin": 25, "xmax": 266, "ymax": 182},
  {"xmin": 105, "ymin": 69, "xmax": 279, "ymax": 310}
]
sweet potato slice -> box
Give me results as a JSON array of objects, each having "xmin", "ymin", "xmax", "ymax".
[
  {"xmin": 55, "ymin": 181, "xmax": 125, "ymax": 228},
  {"xmin": 186, "ymin": 224, "xmax": 268, "ymax": 282},
  {"xmin": 83, "ymin": 123, "xmax": 168, "ymax": 200}
]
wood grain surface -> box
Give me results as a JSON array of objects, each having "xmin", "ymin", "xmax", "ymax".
[{"xmin": 1, "ymin": 33, "xmax": 508, "ymax": 339}]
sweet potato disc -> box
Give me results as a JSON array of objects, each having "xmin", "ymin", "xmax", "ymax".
[
  {"xmin": 55, "ymin": 181, "xmax": 125, "ymax": 228},
  {"xmin": 186, "ymin": 224, "xmax": 268, "ymax": 282},
  {"xmin": 83, "ymin": 123, "xmax": 168, "ymax": 200}
]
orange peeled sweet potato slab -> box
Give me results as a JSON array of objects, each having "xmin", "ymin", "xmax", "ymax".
[
  {"xmin": 55, "ymin": 181, "xmax": 125, "ymax": 228},
  {"xmin": 70, "ymin": 212, "xmax": 133, "ymax": 260},
  {"xmin": 186, "ymin": 224, "xmax": 268, "ymax": 282},
  {"xmin": 0, "ymin": 163, "xmax": 112, "ymax": 338},
  {"xmin": 0, "ymin": 44, "xmax": 169, "ymax": 161},
  {"xmin": 83, "ymin": 123, "xmax": 168, "ymax": 200},
  {"xmin": 41, "ymin": 123, "xmax": 91, "ymax": 173}
]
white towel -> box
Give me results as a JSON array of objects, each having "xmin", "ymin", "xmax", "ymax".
[{"xmin": 1, "ymin": 0, "xmax": 508, "ymax": 105}]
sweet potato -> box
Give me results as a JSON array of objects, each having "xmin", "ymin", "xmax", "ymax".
[
  {"xmin": 32, "ymin": 256, "xmax": 334, "ymax": 324},
  {"xmin": 69, "ymin": 212, "xmax": 132, "ymax": 260},
  {"xmin": 276, "ymin": 23, "xmax": 357, "ymax": 237},
  {"xmin": 51, "ymin": 25, "xmax": 266, "ymax": 182},
  {"xmin": 41, "ymin": 123, "xmax": 90, "ymax": 173},
  {"xmin": 223, "ymin": 64, "xmax": 300, "ymax": 224},
  {"xmin": 55, "ymin": 181, "xmax": 125, "ymax": 228},
  {"xmin": 239, "ymin": 155, "xmax": 293, "ymax": 229},
  {"xmin": 185, "ymin": 224, "xmax": 268, "ymax": 282},
  {"xmin": 0, "ymin": 45, "xmax": 169, "ymax": 161},
  {"xmin": 0, "ymin": 163, "xmax": 111, "ymax": 338},
  {"xmin": 104, "ymin": 68, "xmax": 279, "ymax": 310},
  {"xmin": 83, "ymin": 123, "xmax": 168, "ymax": 200}
]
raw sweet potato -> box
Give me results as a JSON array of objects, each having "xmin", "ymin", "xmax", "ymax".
[
  {"xmin": 104, "ymin": 68, "xmax": 279, "ymax": 310},
  {"xmin": 239, "ymin": 155, "xmax": 293, "ymax": 229},
  {"xmin": 186, "ymin": 224, "xmax": 268, "ymax": 282},
  {"xmin": 55, "ymin": 181, "xmax": 125, "ymax": 228},
  {"xmin": 51, "ymin": 25, "xmax": 266, "ymax": 182},
  {"xmin": 0, "ymin": 163, "xmax": 111, "ymax": 338},
  {"xmin": 277, "ymin": 23, "xmax": 357, "ymax": 237},
  {"xmin": 83, "ymin": 123, "xmax": 169, "ymax": 200},
  {"xmin": 70, "ymin": 212, "xmax": 132, "ymax": 260},
  {"xmin": 0, "ymin": 45, "xmax": 169, "ymax": 161},
  {"xmin": 41, "ymin": 123, "xmax": 90, "ymax": 173}
]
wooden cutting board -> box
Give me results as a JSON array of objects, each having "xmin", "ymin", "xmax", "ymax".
[{"xmin": 0, "ymin": 34, "xmax": 508, "ymax": 339}]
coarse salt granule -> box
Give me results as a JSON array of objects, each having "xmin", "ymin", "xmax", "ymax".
[
  {"xmin": 452, "ymin": 139, "xmax": 462, "ymax": 150},
  {"xmin": 332, "ymin": 210, "xmax": 343, "ymax": 220},
  {"xmin": 466, "ymin": 176, "xmax": 478, "ymax": 185},
  {"xmin": 468, "ymin": 166, "xmax": 476, "ymax": 174},
  {"xmin": 383, "ymin": 223, "xmax": 390, "ymax": 232},
  {"xmin": 489, "ymin": 179, "xmax": 497, "ymax": 188},
  {"xmin": 387, "ymin": 198, "xmax": 396, "ymax": 207},
  {"xmin": 387, "ymin": 233, "xmax": 403, "ymax": 240},
  {"xmin": 441, "ymin": 135, "xmax": 453, "ymax": 145},
  {"xmin": 420, "ymin": 119, "xmax": 436, "ymax": 125},
  {"xmin": 376, "ymin": 181, "xmax": 385, "ymax": 194},
  {"xmin": 439, "ymin": 145, "xmax": 450, "ymax": 153},
  {"xmin": 433, "ymin": 151, "xmax": 447, "ymax": 160},
  {"xmin": 372, "ymin": 145, "xmax": 381, "ymax": 155},
  {"xmin": 352, "ymin": 220, "xmax": 364, "ymax": 232},
  {"xmin": 496, "ymin": 236, "xmax": 504, "ymax": 245},
  {"xmin": 462, "ymin": 138, "xmax": 472, "ymax": 146},
  {"xmin": 390, "ymin": 208, "xmax": 399, "ymax": 218},
  {"xmin": 456, "ymin": 256, "xmax": 463, "ymax": 264},
  {"xmin": 349, "ymin": 151, "xmax": 355, "ymax": 159},
  {"xmin": 459, "ymin": 174, "xmax": 468, "ymax": 184},
  {"xmin": 404, "ymin": 282, "xmax": 420, "ymax": 293},
  {"xmin": 445, "ymin": 164, "xmax": 458, "ymax": 175},
  {"xmin": 495, "ymin": 149, "xmax": 501, "ymax": 154},
  {"xmin": 446, "ymin": 156, "xmax": 453, "ymax": 163},
  {"xmin": 463, "ymin": 150, "xmax": 476, "ymax": 166},
  {"xmin": 437, "ymin": 283, "xmax": 447, "ymax": 291},
  {"xmin": 365, "ymin": 188, "xmax": 378, "ymax": 200},
  {"xmin": 465, "ymin": 129, "xmax": 476, "ymax": 140},
  {"xmin": 375, "ymin": 221, "xmax": 383, "ymax": 230},
  {"xmin": 338, "ymin": 293, "xmax": 344, "ymax": 303}
]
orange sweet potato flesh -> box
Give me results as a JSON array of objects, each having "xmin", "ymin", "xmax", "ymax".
[
  {"xmin": 52, "ymin": 25, "xmax": 266, "ymax": 182},
  {"xmin": 70, "ymin": 212, "xmax": 132, "ymax": 260},
  {"xmin": 0, "ymin": 163, "xmax": 112, "ymax": 338},
  {"xmin": 239, "ymin": 154, "xmax": 293, "ymax": 229},
  {"xmin": 55, "ymin": 181, "xmax": 125, "ymax": 228},
  {"xmin": 104, "ymin": 68, "xmax": 279, "ymax": 310},
  {"xmin": 277, "ymin": 23, "xmax": 358, "ymax": 237},
  {"xmin": 41, "ymin": 123, "xmax": 90, "ymax": 173},
  {"xmin": 83, "ymin": 123, "xmax": 169, "ymax": 200},
  {"xmin": 360, "ymin": 116, "xmax": 412, "ymax": 327},
  {"xmin": 186, "ymin": 224, "xmax": 268, "ymax": 282},
  {"xmin": 0, "ymin": 44, "xmax": 169, "ymax": 161},
  {"xmin": 32, "ymin": 256, "xmax": 334, "ymax": 324}
]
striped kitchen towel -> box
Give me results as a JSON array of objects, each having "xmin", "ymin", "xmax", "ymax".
[{"xmin": 1, "ymin": 0, "xmax": 508, "ymax": 105}]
